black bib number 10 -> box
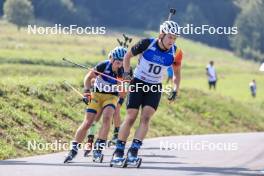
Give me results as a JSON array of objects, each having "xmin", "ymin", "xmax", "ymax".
[{"xmin": 148, "ymin": 63, "xmax": 161, "ymax": 75}]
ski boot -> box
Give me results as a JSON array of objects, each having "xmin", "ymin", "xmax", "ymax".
[
  {"xmin": 92, "ymin": 150, "xmax": 104, "ymax": 163},
  {"xmin": 64, "ymin": 149, "xmax": 77, "ymax": 163}
]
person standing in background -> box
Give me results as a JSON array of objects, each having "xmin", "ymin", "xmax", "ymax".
[
  {"xmin": 260, "ymin": 63, "xmax": 264, "ymax": 72},
  {"xmin": 249, "ymin": 80, "xmax": 257, "ymax": 98},
  {"xmin": 206, "ymin": 61, "xmax": 217, "ymax": 90}
]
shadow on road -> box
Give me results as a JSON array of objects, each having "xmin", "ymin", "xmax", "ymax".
[
  {"xmin": 140, "ymin": 154, "xmax": 177, "ymax": 158},
  {"xmin": 140, "ymin": 166, "xmax": 259, "ymax": 176},
  {"xmin": 0, "ymin": 160, "xmax": 259, "ymax": 176},
  {"xmin": 0, "ymin": 160, "xmax": 108, "ymax": 168}
]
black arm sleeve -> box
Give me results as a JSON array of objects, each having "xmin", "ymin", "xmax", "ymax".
[
  {"xmin": 94, "ymin": 61, "xmax": 107, "ymax": 74},
  {"xmin": 131, "ymin": 38, "xmax": 151, "ymax": 56}
]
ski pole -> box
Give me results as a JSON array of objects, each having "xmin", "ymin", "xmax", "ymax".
[
  {"xmin": 63, "ymin": 80, "xmax": 83, "ymax": 98},
  {"xmin": 62, "ymin": 58, "xmax": 125, "ymax": 83}
]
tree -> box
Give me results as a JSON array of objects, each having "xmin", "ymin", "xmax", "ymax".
[
  {"xmin": 0, "ymin": 0, "xmax": 4, "ymax": 16},
  {"xmin": 3, "ymin": 0, "xmax": 34, "ymax": 29},
  {"xmin": 31, "ymin": 0, "xmax": 76, "ymax": 25},
  {"xmin": 180, "ymin": 3, "xmax": 211, "ymax": 45},
  {"xmin": 230, "ymin": 0, "xmax": 264, "ymax": 62}
]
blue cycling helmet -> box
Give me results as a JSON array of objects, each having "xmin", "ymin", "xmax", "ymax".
[{"xmin": 108, "ymin": 46, "xmax": 127, "ymax": 61}]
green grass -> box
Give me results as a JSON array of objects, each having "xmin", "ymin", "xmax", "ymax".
[{"xmin": 1, "ymin": 21, "xmax": 264, "ymax": 159}]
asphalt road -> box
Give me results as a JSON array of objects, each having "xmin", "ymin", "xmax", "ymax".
[{"xmin": 1, "ymin": 132, "xmax": 264, "ymax": 176}]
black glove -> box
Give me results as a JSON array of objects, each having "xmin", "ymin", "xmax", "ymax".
[
  {"xmin": 168, "ymin": 91, "xmax": 177, "ymax": 101},
  {"xmin": 82, "ymin": 91, "xmax": 91, "ymax": 105},
  {"xmin": 117, "ymin": 97, "xmax": 125, "ymax": 106}
]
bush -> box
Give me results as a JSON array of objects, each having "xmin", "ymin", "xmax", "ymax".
[{"xmin": 3, "ymin": 0, "xmax": 34, "ymax": 29}]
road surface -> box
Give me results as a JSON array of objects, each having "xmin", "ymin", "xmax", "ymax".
[{"xmin": 1, "ymin": 132, "xmax": 264, "ymax": 176}]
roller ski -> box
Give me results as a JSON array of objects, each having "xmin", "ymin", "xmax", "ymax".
[
  {"xmin": 84, "ymin": 135, "xmax": 94, "ymax": 157},
  {"xmin": 124, "ymin": 148, "xmax": 142, "ymax": 168},
  {"xmin": 64, "ymin": 149, "xmax": 77, "ymax": 163},
  {"xmin": 92, "ymin": 150, "xmax": 104, "ymax": 163},
  {"xmin": 123, "ymin": 139, "xmax": 143, "ymax": 168},
  {"xmin": 110, "ymin": 150, "xmax": 127, "ymax": 167}
]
